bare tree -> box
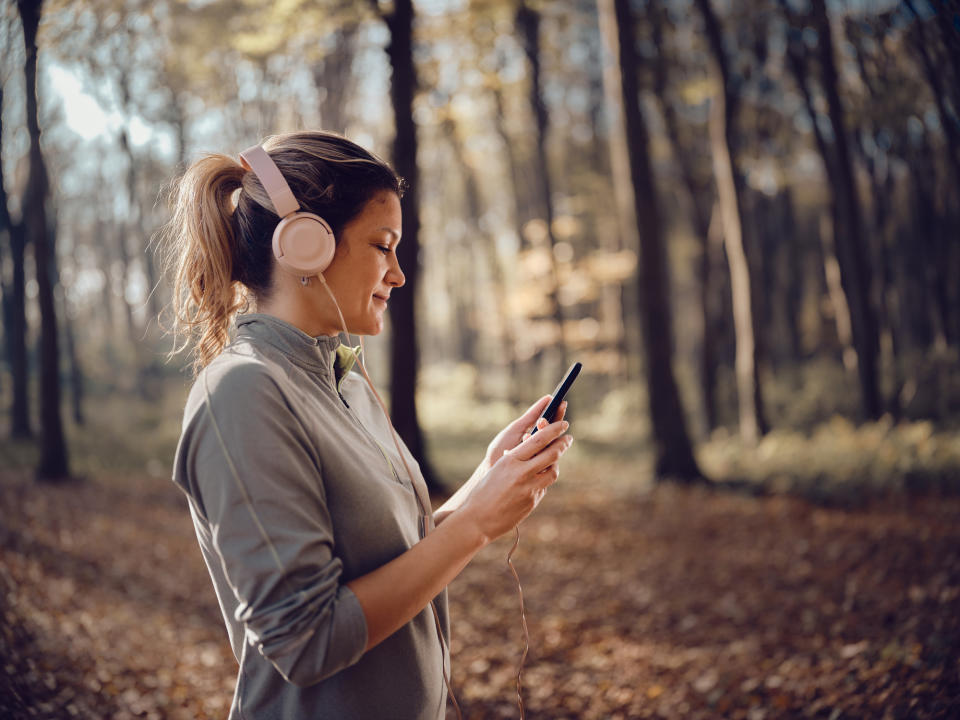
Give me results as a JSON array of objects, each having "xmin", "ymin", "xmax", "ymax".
[
  {"xmin": 443, "ymin": 113, "xmax": 518, "ymax": 386},
  {"xmin": 781, "ymin": 0, "xmax": 883, "ymax": 419},
  {"xmin": 812, "ymin": 0, "xmax": 882, "ymax": 418},
  {"xmin": 18, "ymin": 0, "xmax": 71, "ymax": 481},
  {"xmin": 649, "ymin": 0, "xmax": 721, "ymax": 434},
  {"xmin": 312, "ymin": 23, "xmax": 360, "ymax": 134},
  {"xmin": 904, "ymin": 1, "xmax": 960, "ymax": 202},
  {"xmin": 602, "ymin": 0, "xmax": 702, "ymax": 482},
  {"xmin": 903, "ymin": 1, "xmax": 960, "ymax": 348},
  {"xmin": 0, "ymin": 80, "xmax": 32, "ymax": 439},
  {"xmin": 696, "ymin": 0, "xmax": 768, "ymax": 443},
  {"xmin": 515, "ymin": 0, "xmax": 568, "ymax": 371},
  {"xmin": 369, "ymin": 0, "xmax": 441, "ymax": 492}
]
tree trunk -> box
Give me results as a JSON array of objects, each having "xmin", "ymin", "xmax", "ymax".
[
  {"xmin": 649, "ymin": 0, "xmax": 719, "ymax": 434},
  {"xmin": 491, "ymin": 84, "xmax": 530, "ymax": 240},
  {"xmin": 708, "ymin": 92, "xmax": 762, "ymax": 444},
  {"xmin": 845, "ymin": 21, "xmax": 905, "ymax": 412},
  {"xmin": 697, "ymin": 0, "xmax": 767, "ymax": 443},
  {"xmin": 62, "ymin": 245, "xmax": 85, "ymax": 426},
  {"xmin": 115, "ymin": 64, "xmax": 162, "ymax": 341},
  {"xmin": 778, "ymin": 190, "xmax": 803, "ymax": 363},
  {"xmin": 63, "ymin": 306, "xmax": 84, "ymax": 425},
  {"xmin": 784, "ymin": 23, "xmax": 855, "ymax": 360},
  {"xmin": 114, "ymin": 129, "xmax": 140, "ymax": 347},
  {"xmin": 491, "ymin": 83, "xmax": 540, "ymax": 398},
  {"xmin": 312, "ymin": 24, "xmax": 359, "ymax": 134},
  {"xmin": 515, "ymin": 0, "xmax": 567, "ymax": 372},
  {"xmin": 607, "ymin": 0, "xmax": 702, "ymax": 482},
  {"xmin": 904, "ymin": 1, "xmax": 960, "ymax": 206},
  {"xmin": 909, "ymin": 133, "xmax": 950, "ymax": 353},
  {"xmin": 0, "ymin": 84, "xmax": 32, "ymax": 439},
  {"xmin": 701, "ymin": 202, "xmax": 728, "ymax": 427},
  {"xmin": 381, "ymin": 0, "xmax": 441, "ymax": 493},
  {"xmin": 18, "ymin": 0, "xmax": 71, "ymax": 481},
  {"xmin": 809, "ymin": 0, "xmax": 882, "ymax": 419},
  {"xmin": 445, "ymin": 116, "xmax": 517, "ymax": 393},
  {"xmin": 597, "ymin": 0, "xmax": 644, "ymax": 385},
  {"xmin": 91, "ymin": 215, "xmax": 118, "ymax": 344},
  {"xmin": 929, "ymin": 0, "xmax": 960, "ymax": 110},
  {"xmin": 819, "ymin": 212, "xmax": 858, "ymax": 372}
]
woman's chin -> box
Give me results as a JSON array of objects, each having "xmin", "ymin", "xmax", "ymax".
[{"xmin": 357, "ymin": 316, "xmax": 384, "ymax": 336}]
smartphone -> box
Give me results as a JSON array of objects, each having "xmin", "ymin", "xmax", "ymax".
[{"xmin": 530, "ymin": 361, "xmax": 582, "ymax": 435}]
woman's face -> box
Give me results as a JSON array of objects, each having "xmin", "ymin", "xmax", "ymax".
[{"xmin": 321, "ymin": 190, "xmax": 404, "ymax": 336}]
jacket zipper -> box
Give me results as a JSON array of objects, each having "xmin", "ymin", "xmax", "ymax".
[{"xmin": 336, "ymin": 388, "xmax": 403, "ymax": 486}]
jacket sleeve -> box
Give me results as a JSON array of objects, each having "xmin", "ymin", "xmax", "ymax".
[{"xmin": 176, "ymin": 362, "xmax": 368, "ymax": 687}]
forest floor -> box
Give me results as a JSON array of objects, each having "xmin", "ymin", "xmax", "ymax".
[{"xmin": 2, "ymin": 449, "xmax": 959, "ymax": 719}]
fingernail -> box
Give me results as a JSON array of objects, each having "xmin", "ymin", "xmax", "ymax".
[
  {"xmin": 538, "ymin": 418, "xmax": 548, "ymax": 428},
  {"xmin": 561, "ymin": 421, "xmax": 569, "ymax": 430}
]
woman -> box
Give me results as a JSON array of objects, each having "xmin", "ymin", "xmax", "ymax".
[{"xmin": 165, "ymin": 131, "xmax": 572, "ymax": 719}]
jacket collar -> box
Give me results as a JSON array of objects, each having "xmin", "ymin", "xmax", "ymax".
[{"xmin": 235, "ymin": 314, "xmax": 357, "ymax": 386}]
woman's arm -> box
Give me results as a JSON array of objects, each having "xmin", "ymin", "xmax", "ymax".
[
  {"xmin": 348, "ymin": 418, "xmax": 572, "ymax": 651},
  {"xmin": 178, "ymin": 366, "xmax": 370, "ymax": 687}
]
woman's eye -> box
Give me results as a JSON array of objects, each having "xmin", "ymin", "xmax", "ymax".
[{"xmin": 376, "ymin": 245, "xmax": 391, "ymax": 254}]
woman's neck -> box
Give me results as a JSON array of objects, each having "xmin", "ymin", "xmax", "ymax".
[{"xmin": 256, "ymin": 278, "xmax": 341, "ymax": 338}]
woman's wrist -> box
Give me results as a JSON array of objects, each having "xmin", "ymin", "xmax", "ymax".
[
  {"xmin": 433, "ymin": 461, "xmax": 486, "ymax": 527},
  {"xmin": 441, "ymin": 504, "xmax": 491, "ymax": 550}
]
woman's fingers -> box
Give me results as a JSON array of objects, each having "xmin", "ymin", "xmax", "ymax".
[
  {"xmin": 513, "ymin": 395, "xmax": 551, "ymax": 432},
  {"xmin": 533, "ymin": 486, "xmax": 548, "ymax": 508},
  {"xmin": 510, "ymin": 419, "xmax": 568, "ymax": 462},
  {"xmin": 522, "ymin": 435, "xmax": 572, "ymax": 478},
  {"xmin": 535, "ymin": 462, "xmax": 561, "ymax": 486},
  {"xmin": 553, "ymin": 401, "xmax": 567, "ymax": 423}
]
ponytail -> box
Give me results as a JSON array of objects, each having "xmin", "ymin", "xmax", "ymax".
[{"xmin": 161, "ymin": 154, "xmax": 246, "ymax": 374}]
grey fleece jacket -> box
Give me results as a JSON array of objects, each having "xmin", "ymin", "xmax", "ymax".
[{"xmin": 172, "ymin": 314, "xmax": 449, "ymax": 720}]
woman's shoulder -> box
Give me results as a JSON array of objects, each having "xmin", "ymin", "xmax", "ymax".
[{"xmin": 183, "ymin": 342, "xmax": 286, "ymax": 420}]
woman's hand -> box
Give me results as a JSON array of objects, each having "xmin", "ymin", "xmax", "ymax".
[
  {"xmin": 458, "ymin": 418, "xmax": 573, "ymax": 544},
  {"xmin": 432, "ymin": 397, "xmax": 569, "ymax": 527},
  {"xmin": 483, "ymin": 396, "xmax": 568, "ymax": 475}
]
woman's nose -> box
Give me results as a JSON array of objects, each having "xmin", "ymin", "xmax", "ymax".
[{"xmin": 387, "ymin": 257, "xmax": 405, "ymax": 287}]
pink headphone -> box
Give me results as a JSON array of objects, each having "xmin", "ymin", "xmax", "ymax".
[{"xmin": 239, "ymin": 144, "xmax": 336, "ymax": 277}]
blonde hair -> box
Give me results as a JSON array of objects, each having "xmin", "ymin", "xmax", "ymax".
[{"xmin": 160, "ymin": 131, "xmax": 403, "ymax": 375}]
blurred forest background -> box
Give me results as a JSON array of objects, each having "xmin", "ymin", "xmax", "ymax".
[{"xmin": 1, "ymin": 0, "xmax": 959, "ymax": 717}]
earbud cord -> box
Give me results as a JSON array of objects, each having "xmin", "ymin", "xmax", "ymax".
[
  {"xmin": 507, "ymin": 527, "xmax": 529, "ymax": 719},
  {"xmin": 315, "ymin": 275, "xmax": 463, "ymax": 720}
]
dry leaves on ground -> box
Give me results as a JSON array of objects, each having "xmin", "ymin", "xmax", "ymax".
[{"xmin": 2, "ymin": 463, "xmax": 959, "ymax": 719}]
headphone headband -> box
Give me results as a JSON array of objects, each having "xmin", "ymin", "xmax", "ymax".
[{"xmin": 239, "ymin": 145, "xmax": 300, "ymax": 218}]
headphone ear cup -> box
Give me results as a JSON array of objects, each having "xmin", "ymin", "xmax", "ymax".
[{"xmin": 272, "ymin": 212, "xmax": 336, "ymax": 276}]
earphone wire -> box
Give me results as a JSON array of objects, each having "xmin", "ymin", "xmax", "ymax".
[
  {"xmin": 506, "ymin": 526, "xmax": 529, "ymax": 719},
  {"xmin": 316, "ymin": 274, "xmax": 463, "ymax": 720}
]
